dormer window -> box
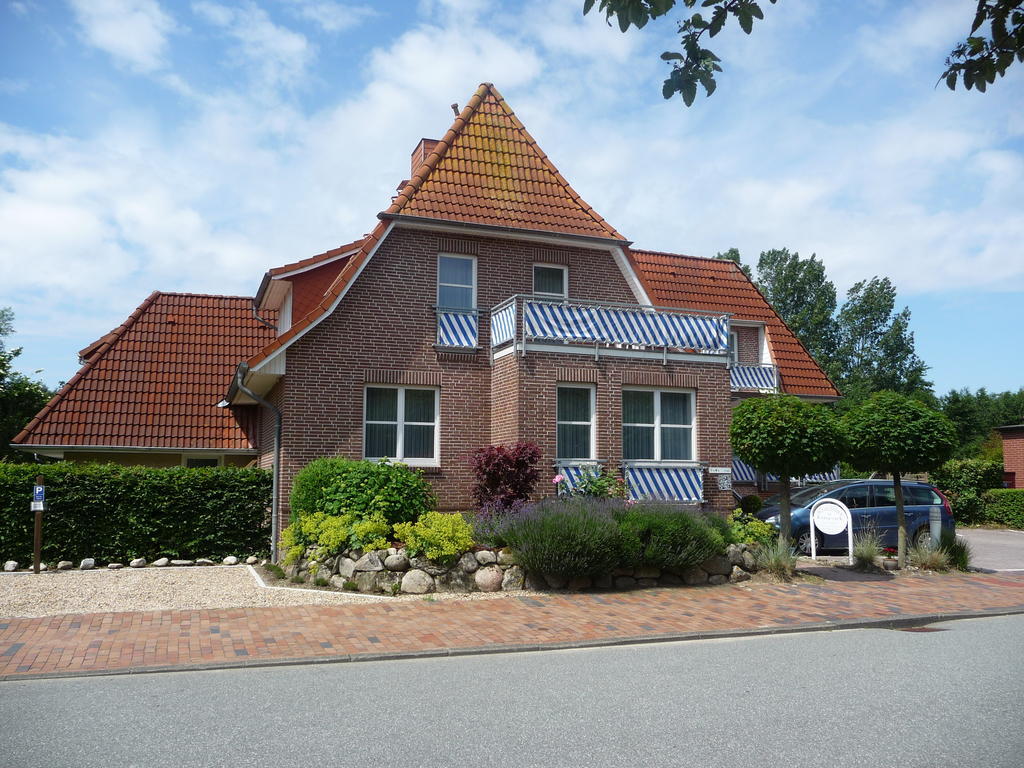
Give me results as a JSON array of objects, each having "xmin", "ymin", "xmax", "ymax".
[
  {"xmin": 728, "ymin": 331, "xmax": 739, "ymax": 364},
  {"xmin": 533, "ymin": 264, "xmax": 567, "ymax": 298}
]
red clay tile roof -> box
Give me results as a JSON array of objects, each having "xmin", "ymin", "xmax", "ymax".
[
  {"xmin": 385, "ymin": 83, "xmax": 625, "ymax": 241},
  {"xmin": 628, "ymin": 249, "xmax": 840, "ymax": 398},
  {"xmin": 266, "ymin": 238, "xmax": 364, "ymax": 277},
  {"xmin": 13, "ymin": 292, "xmax": 276, "ymax": 451}
]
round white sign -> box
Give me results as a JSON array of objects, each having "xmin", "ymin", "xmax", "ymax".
[{"xmin": 811, "ymin": 500, "xmax": 849, "ymax": 536}]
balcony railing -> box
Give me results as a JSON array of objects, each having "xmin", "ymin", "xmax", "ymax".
[
  {"xmin": 435, "ymin": 307, "xmax": 478, "ymax": 349},
  {"xmin": 729, "ymin": 364, "xmax": 778, "ymax": 391},
  {"xmin": 490, "ymin": 296, "xmax": 729, "ymax": 355}
]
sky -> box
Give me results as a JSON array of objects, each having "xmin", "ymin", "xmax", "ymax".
[{"xmin": 1, "ymin": 0, "xmax": 1022, "ymax": 396}]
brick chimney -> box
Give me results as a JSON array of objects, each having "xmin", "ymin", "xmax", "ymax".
[{"xmin": 411, "ymin": 138, "xmax": 440, "ymax": 176}]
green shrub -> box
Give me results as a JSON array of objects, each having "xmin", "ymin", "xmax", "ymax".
[
  {"xmin": 930, "ymin": 459, "xmax": 1003, "ymax": 524},
  {"xmin": 0, "ymin": 463, "xmax": 270, "ymax": 563},
  {"xmin": 314, "ymin": 577, "xmax": 330, "ymax": 587},
  {"xmin": 739, "ymin": 494, "xmax": 763, "ymax": 516},
  {"xmin": 939, "ymin": 529, "xmax": 973, "ymax": 571},
  {"xmin": 571, "ymin": 466, "xmax": 626, "ymax": 499},
  {"xmin": 501, "ymin": 498, "xmax": 622, "ymax": 579},
  {"xmin": 727, "ymin": 509, "xmax": 776, "ymax": 547},
  {"xmin": 981, "ymin": 489, "xmax": 1024, "ymax": 529},
  {"xmin": 617, "ymin": 504, "xmax": 727, "ymax": 571},
  {"xmin": 279, "ymin": 523, "xmax": 305, "ymax": 565},
  {"xmin": 755, "ymin": 537, "xmax": 798, "ymax": 578},
  {"xmin": 909, "ymin": 543, "xmax": 950, "ymax": 571},
  {"xmin": 394, "ymin": 511, "xmax": 475, "ymax": 563},
  {"xmin": 852, "ymin": 528, "xmax": 882, "ymax": 570},
  {"xmin": 264, "ymin": 562, "xmax": 286, "ymax": 580}
]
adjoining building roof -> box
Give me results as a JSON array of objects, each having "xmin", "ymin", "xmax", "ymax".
[
  {"xmin": 12, "ymin": 293, "xmax": 276, "ymax": 452},
  {"xmin": 385, "ymin": 83, "xmax": 625, "ymax": 241},
  {"xmin": 628, "ymin": 248, "xmax": 840, "ymax": 398}
]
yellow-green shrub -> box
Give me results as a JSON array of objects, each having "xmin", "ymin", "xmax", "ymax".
[{"xmin": 394, "ymin": 512, "xmax": 475, "ymax": 563}]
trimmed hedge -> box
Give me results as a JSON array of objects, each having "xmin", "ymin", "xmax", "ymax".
[
  {"xmin": 930, "ymin": 458, "xmax": 1003, "ymax": 524},
  {"xmin": 0, "ymin": 463, "xmax": 271, "ymax": 564},
  {"xmin": 981, "ymin": 489, "xmax": 1024, "ymax": 530}
]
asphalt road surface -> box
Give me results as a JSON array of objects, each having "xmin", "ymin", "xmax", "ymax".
[
  {"xmin": 3, "ymin": 614, "xmax": 1023, "ymax": 768},
  {"xmin": 957, "ymin": 527, "xmax": 1024, "ymax": 571}
]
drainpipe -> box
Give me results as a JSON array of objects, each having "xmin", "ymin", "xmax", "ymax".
[
  {"xmin": 252, "ymin": 298, "xmax": 277, "ymax": 331},
  {"xmin": 232, "ymin": 363, "xmax": 282, "ymax": 562}
]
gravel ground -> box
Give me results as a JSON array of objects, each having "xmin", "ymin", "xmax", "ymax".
[{"xmin": 0, "ymin": 566, "xmax": 531, "ymax": 618}]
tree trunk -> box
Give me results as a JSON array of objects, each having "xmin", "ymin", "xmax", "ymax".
[
  {"xmin": 894, "ymin": 472, "xmax": 906, "ymax": 569},
  {"xmin": 780, "ymin": 476, "xmax": 792, "ymax": 544}
]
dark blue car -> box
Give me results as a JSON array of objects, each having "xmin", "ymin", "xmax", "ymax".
[{"xmin": 756, "ymin": 480, "xmax": 955, "ymax": 555}]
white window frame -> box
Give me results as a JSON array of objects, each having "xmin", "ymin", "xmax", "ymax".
[
  {"xmin": 533, "ymin": 263, "xmax": 568, "ymax": 299},
  {"xmin": 182, "ymin": 455, "xmax": 223, "ymax": 468},
  {"xmin": 728, "ymin": 330, "xmax": 739, "ymax": 365},
  {"xmin": 437, "ymin": 253, "xmax": 477, "ymax": 310},
  {"xmin": 621, "ymin": 387, "xmax": 697, "ymax": 463},
  {"xmin": 363, "ymin": 386, "xmax": 440, "ymax": 467},
  {"xmin": 556, "ymin": 384, "xmax": 596, "ymax": 461}
]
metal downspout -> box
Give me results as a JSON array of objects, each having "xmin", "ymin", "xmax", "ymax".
[{"xmin": 234, "ymin": 363, "xmax": 282, "ymax": 562}]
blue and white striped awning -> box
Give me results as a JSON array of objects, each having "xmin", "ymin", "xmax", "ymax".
[
  {"xmin": 524, "ymin": 300, "xmax": 728, "ymax": 353},
  {"xmin": 731, "ymin": 458, "xmax": 841, "ymax": 485},
  {"xmin": 625, "ymin": 465, "xmax": 703, "ymax": 502},
  {"xmin": 732, "ymin": 458, "xmax": 759, "ymax": 484},
  {"xmin": 436, "ymin": 310, "xmax": 478, "ymax": 348},
  {"xmin": 730, "ymin": 364, "xmax": 778, "ymax": 390},
  {"xmin": 491, "ymin": 302, "xmax": 516, "ymax": 347},
  {"xmin": 554, "ymin": 462, "xmax": 601, "ymax": 495}
]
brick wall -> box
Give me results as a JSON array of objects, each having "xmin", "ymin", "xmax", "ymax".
[
  {"xmin": 734, "ymin": 325, "xmax": 762, "ymax": 364},
  {"xmin": 1002, "ymin": 429, "xmax": 1024, "ymax": 489}
]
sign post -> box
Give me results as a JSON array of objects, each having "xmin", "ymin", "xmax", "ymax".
[
  {"xmin": 809, "ymin": 497, "xmax": 853, "ymax": 566},
  {"xmin": 31, "ymin": 475, "xmax": 45, "ymax": 575}
]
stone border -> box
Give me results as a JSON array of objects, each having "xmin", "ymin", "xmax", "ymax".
[{"xmin": 245, "ymin": 565, "xmax": 390, "ymax": 600}]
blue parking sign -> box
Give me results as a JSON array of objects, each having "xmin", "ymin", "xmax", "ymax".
[{"xmin": 33, "ymin": 485, "xmax": 45, "ymax": 502}]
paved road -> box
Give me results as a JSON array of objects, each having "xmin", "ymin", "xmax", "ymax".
[
  {"xmin": 2, "ymin": 614, "xmax": 1022, "ymax": 768},
  {"xmin": 957, "ymin": 527, "xmax": 1024, "ymax": 571}
]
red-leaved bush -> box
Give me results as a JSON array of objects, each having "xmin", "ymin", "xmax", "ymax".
[{"xmin": 471, "ymin": 442, "xmax": 542, "ymax": 509}]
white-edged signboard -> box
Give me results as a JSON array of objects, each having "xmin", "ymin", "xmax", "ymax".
[{"xmin": 809, "ymin": 497, "xmax": 853, "ymax": 565}]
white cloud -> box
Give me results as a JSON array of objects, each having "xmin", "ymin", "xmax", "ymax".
[
  {"xmin": 856, "ymin": 0, "xmax": 967, "ymax": 74},
  {"xmin": 282, "ymin": 0, "xmax": 375, "ymax": 33},
  {"xmin": 193, "ymin": 1, "xmax": 313, "ymax": 90},
  {"xmin": 0, "ymin": 78, "xmax": 28, "ymax": 94},
  {"xmin": 67, "ymin": 0, "xmax": 177, "ymax": 73}
]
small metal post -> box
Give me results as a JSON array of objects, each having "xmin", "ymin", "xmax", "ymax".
[{"xmin": 33, "ymin": 474, "xmax": 43, "ymax": 575}]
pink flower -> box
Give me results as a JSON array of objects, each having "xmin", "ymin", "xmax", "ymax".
[
  {"xmin": 552, "ymin": 474, "xmax": 565, "ymax": 484},
  {"xmin": 625, "ymin": 499, "xmax": 637, "ymax": 506}
]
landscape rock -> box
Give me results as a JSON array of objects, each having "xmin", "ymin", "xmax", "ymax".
[
  {"xmin": 129, "ymin": 558, "xmax": 147, "ymax": 568},
  {"xmin": 57, "ymin": 561, "xmax": 73, "ymax": 571},
  {"xmin": 195, "ymin": 558, "xmax": 215, "ymax": 566},
  {"xmin": 222, "ymin": 556, "xmax": 239, "ymax": 566},
  {"xmin": 543, "ymin": 573, "xmax": 568, "ymax": 590},
  {"xmin": 107, "ymin": 563, "xmax": 124, "ymax": 570},
  {"xmin": 152, "ymin": 557, "xmax": 170, "ymax": 567},
  {"xmin": 384, "ymin": 553, "xmax": 409, "ymax": 572},
  {"xmin": 376, "ymin": 571, "xmax": 402, "ymax": 592},
  {"xmin": 633, "ymin": 565, "xmax": 661, "ymax": 580},
  {"xmin": 337, "ymin": 557, "xmax": 357, "ymax": 579},
  {"xmin": 3, "ymin": 561, "xmax": 18, "ymax": 572},
  {"xmin": 496, "ymin": 548, "xmax": 517, "ymax": 566},
  {"xmin": 727, "ymin": 543, "xmax": 745, "ymax": 566},
  {"xmin": 354, "ymin": 552, "xmax": 383, "ymax": 572},
  {"xmin": 245, "ymin": 556, "xmax": 259, "ymax": 565},
  {"xmin": 79, "ymin": 558, "xmax": 95, "ymax": 570},
  {"xmin": 730, "ymin": 565, "xmax": 751, "ymax": 583},
  {"xmin": 636, "ymin": 578, "xmax": 658, "ymax": 588},
  {"xmin": 592, "ymin": 573, "xmax": 614, "ymax": 590},
  {"xmin": 658, "ymin": 573, "xmax": 683, "ymax": 586},
  {"xmin": 437, "ymin": 569, "xmax": 475, "ymax": 593},
  {"xmin": 355, "ymin": 571, "xmax": 382, "ymax": 593},
  {"xmin": 38, "ymin": 563, "xmax": 48, "ymax": 571},
  {"xmin": 701, "ymin": 555, "xmax": 733, "ymax": 577},
  {"xmin": 523, "ymin": 572, "xmax": 547, "ymax": 590},
  {"xmin": 329, "ymin": 574, "xmax": 352, "ymax": 590},
  {"xmin": 409, "ymin": 556, "xmax": 449, "ymax": 576},
  {"xmin": 741, "ymin": 551, "xmax": 758, "ymax": 572},
  {"xmin": 682, "ymin": 566, "xmax": 708, "ymax": 586},
  {"xmin": 567, "ymin": 575, "xmax": 592, "ymax": 591},
  {"xmin": 475, "ymin": 550, "xmax": 497, "ymax": 566},
  {"xmin": 614, "ymin": 576, "xmax": 637, "ymax": 590},
  {"xmin": 170, "ymin": 559, "xmax": 194, "ymax": 567},
  {"xmin": 501, "ymin": 565, "xmax": 525, "ymax": 591},
  {"xmin": 458, "ymin": 552, "xmax": 479, "ymax": 573},
  {"xmin": 474, "ymin": 566, "xmax": 504, "ymax": 592},
  {"xmin": 401, "ymin": 569, "xmax": 435, "ymax": 594},
  {"xmin": 708, "ymin": 574, "xmax": 729, "ymax": 586}
]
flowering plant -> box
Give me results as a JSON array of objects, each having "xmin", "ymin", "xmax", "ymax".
[{"xmin": 882, "ymin": 547, "xmax": 898, "ymax": 559}]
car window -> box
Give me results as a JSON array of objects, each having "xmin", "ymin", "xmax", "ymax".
[
  {"xmin": 839, "ymin": 485, "xmax": 871, "ymax": 509},
  {"xmin": 905, "ymin": 486, "xmax": 943, "ymax": 505},
  {"xmin": 873, "ymin": 485, "xmax": 897, "ymax": 506}
]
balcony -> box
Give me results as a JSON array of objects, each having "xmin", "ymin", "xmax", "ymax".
[
  {"xmin": 435, "ymin": 307, "xmax": 478, "ymax": 349},
  {"xmin": 729, "ymin": 364, "xmax": 778, "ymax": 392},
  {"xmin": 488, "ymin": 296, "xmax": 730, "ymax": 359}
]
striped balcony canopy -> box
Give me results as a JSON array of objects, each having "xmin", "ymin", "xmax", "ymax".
[
  {"xmin": 625, "ymin": 465, "xmax": 703, "ymax": 502},
  {"xmin": 436, "ymin": 308, "xmax": 477, "ymax": 348},
  {"xmin": 523, "ymin": 299, "xmax": 728, "ymax": 353},
  {"xmin": 490, "ymin": 302, "xmax": 516, "ymax": 347},
  {"xmin": 554, "ymin": 462, "xmax": 602, "ymax": 495},
  {"xmin": 730, "ymin": 364, "xmax": 778, "ymax": 391},
  {"xmin": 731, "ymin": 458, "xmax": 841, "ymax": 486}
]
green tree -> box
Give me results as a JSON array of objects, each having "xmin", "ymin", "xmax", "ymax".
[
  {"xmin": 942, "ymin": 1, "xmax": 1024, "ymax": 93},
  {"xmin": 843, "ymin": 392, "xmax": 957, "ymax": 568},
  {"xmin": 714, "ymin": 247, "xmax": 751, "ymax": 279},
  {"xmin": 940, "ymin": 386, "xmax": 1024, "ymax": 458},
  {"xmin": 584, "ymin": 0, "xmax": 1023, "ymax": 104},
  {"xmin": 0, "ymin": 308, "xmax": 53, "ymax": 462},
  {"xmin": 730, "ymin": 394, "xmax": 845, "ymax": 542},
  {"xmin": 834, "ymin": 278, "xmax": 931, "ymax": 407},
  {"xmin": 755, "ymin": 248, "xmax": 839, "ymax": 378}
]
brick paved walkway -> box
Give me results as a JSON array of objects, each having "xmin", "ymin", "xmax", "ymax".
[{"xmin": 3, "ymin": 570, "xmax": 1023, "ymax": 680}]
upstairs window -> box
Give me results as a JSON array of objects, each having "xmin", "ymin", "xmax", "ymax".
[
  {"xmin": 438, "ymin": 254, "xmax": 476, "ymax": 309},
  {"xmin": 556, "ymin": 385, "xmax": 594, "ymax": 460},
  {"xmin": 533, "ymin": 264, "xmax": 567, "ymax": 298},
  {"xmin": 622, "ymin": 389, "xmax": 695, "ymax": 461},
  {"xmin": 364, "ymin": 386, "xmax": 438, "ymax": 465},
  {"xmin": 728, "ymin": 331, "xmax": 739, "ymax": 364}
]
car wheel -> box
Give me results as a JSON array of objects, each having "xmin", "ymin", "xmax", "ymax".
[
  {"xmin": 795, "ymin": 529, "xmax": 822, "ymax": 556},
  {"xmin": 913, "ymin": 526, "xmax": 933, "ymax": 549}
]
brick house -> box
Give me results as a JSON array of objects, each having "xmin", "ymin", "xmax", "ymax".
[
  {"xmin": 996, "ymin": 425, "xmax": 1023, "ymax": 488},
  {"xmin": 12, "ymin": 83, "xmax": 838, "ymax": 533}
]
